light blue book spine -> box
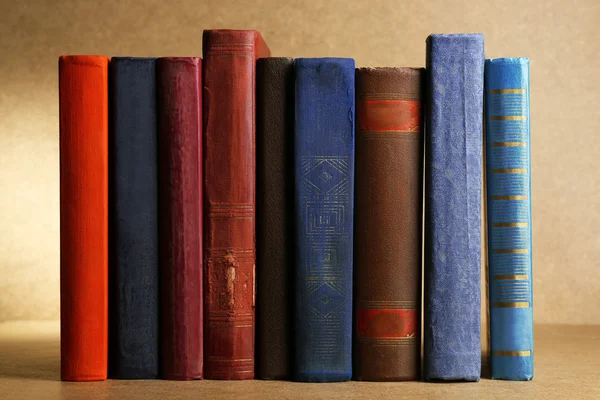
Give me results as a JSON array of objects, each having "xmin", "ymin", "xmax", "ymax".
[{"xmin": 485, "ymin": 58, "xmax": 534, "ymax": 381}]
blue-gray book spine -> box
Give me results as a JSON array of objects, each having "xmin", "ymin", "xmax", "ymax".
[
  {"xmin": 294, "ymin": 58, "xmax": 355, "ymax": 382},
  {"xmin": 485, "ymin": 58, "xmax": 533, "ymax": 381},
  {"xmin": 423, "ymin": 34, "xmax": 484, "ymax": 381},
  {"xmin": 109, "ymin": 57, "xmax": 159, "ymax": 379}
]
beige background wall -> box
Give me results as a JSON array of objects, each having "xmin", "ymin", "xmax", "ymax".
[{"xmin": 0, "ymin": 0, "xmax": 598, "ymax": 324}]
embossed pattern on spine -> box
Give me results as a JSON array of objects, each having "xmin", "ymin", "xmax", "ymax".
[
  {"xmin": 485, "ymin": 58, "xmax": 533, "ymax": 381},
  {"xmin": 202, "ymin": 30, "xmax": 270, "ymax": 380},
  {"xmin": 354, "ymin": 67, "xmax": 424, "ymax": 381},
  {"xmin": 423, "ymin": 34, "xmax": 484, "ymax": 382},
  {"xmin": 294, "ymin": 58, "xmax": 355, "ymax": 382}
]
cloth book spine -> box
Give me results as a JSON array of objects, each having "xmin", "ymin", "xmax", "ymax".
[
  {"xmin": 202, "ymin": 30, "xmax": 270, "ymax": 380},
  {"xmin": 485, "ymin": 58, "xmax": 534, "ymax": 381},
  {"xmin": 109, "ymin": 57, "xmax": 159, "ymax": 379},
  {"xmin": 423, "ymin": 34, "xmax": 484, "ymax": 381},
  {"xmin": 157, "ymin": 57, "xmax": 203, "ymax": 380},
  {"xmin": 256, "ymin": 57, "xmax": 295, "ymax": 380},
  {"xmin": 59, "ymin": 55, "xmax": 109, "ymax": 381},
  {"xmin": 354, "ymin": 67, "xmax": 424, "ymax": 381},
  {"xmin": 294, "ymin": 58, "xmax": 355, "ymax": 382}
]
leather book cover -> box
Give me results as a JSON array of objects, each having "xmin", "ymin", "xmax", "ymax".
[
  {"xmin": 109, "ymin": 57, "xmax": 159, "ymax": 379},
  {"xmin": 59, "ymin": 55, "xmax": 109, "ymax": 381},
  {"xmin": 485, "ymin": 58, "xmax": 533, "ymax": 381},
  {"xmin": 294, "ymin": 58, "xmax": 355, "ymax": 382},
  {"xmin": 202, "ymin": 30, "xmax": 270, "ymax": 380},
  {"xmin": 423, "ymin": 34, "xmax": 484, "ymax": 382},
  {"xmin": 256, "ymin": 57, "xmax": 295, "ymax": 380},
  {"xmin": 157, "ymin": 57, "xmax": 203, "ymax": 380},
  {"xmin": 354, "ymin": 67, "xmax": 424, "ymax": 381}
]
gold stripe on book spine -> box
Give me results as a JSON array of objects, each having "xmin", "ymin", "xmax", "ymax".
[
  {"xmin": 490, "ymin": 89, "xmax": 527, "ymax": 94},
  {"xmin": 492, "ymin": 222, "xmax": 528, "ymax": 227},
  {"xmin": 492, "ymin": 168, "xmax": 527, "ymax": 174},
  {"xmin": 493, "ymin": 302, "xmax": 530, "ymax": 308},
  {"xmin": 494, "ymin": 275, "xmax": 529, "ymax": 280},
  {"xmin": 490, "ymin": 116, "xmax": 526, "ymax": 120},
  {"xmin": 491, "ymin": 142, "xmax": 526, "ymax": 147},
  {"xmin": 493, "ymin": 350, "xmax": 531, "ymax": 356},
  {"xmin": 493, "ymin": 249, "xmax": 529, "ymax": 254}
]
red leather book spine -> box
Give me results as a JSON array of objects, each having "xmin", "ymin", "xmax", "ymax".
[
  {"xmin": 202, "ymin": 30, "xmax": 270, "ymax": 380},
  {"xmin": 157, "ymin": 57, "xmax": 203, "ymax": 380},
  {"xmin": 59, "ymin": 55, "xmax": 109, "ymax": 381}
]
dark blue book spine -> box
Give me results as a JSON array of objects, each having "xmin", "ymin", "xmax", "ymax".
[
  {"xmin": 485, "ymin": 58, "xmax": 533, "ymax": 381},
  {"xmin": 294, "ymin": 58, "xmax": 355, "ymax": 382},
  {"xmin": 109, "ymin": 57, "xmax": 159, "ymax": 379},
  {"xmin": 423, "ymin": 34, "xmax": 484, "ymax": 381}
]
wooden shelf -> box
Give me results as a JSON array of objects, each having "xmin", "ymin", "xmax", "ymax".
[{"xmin": 1, "ymin": 322, "xmax": 598, "ymax": 399}]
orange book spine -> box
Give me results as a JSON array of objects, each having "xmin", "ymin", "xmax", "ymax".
[{"xmin": 59, "ymin": 55, "xmax": 109, "ymax": 381}]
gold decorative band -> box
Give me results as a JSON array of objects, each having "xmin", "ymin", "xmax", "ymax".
[
  {"xmin": 492, "ymin": 195, "xmax": 528, "ymax": 201},
  {"xmin": 490, "ymin": 116, "xmax": 526, "ymax": 120},
  {"xmin": 493, "ymin": 302, "xmax": 530, "ymax": 308},
  {"xmin": 492, "ymin": 222, "xmax": 528, "ymax": 227},
  {"xmin": 493, "ymin": 350, "xmax": 531, "ymax": 357},
  {"xmin": 493, "ymin": 249, "xmax": 529, "ymax": 254},
  {"xmin": 490, "ymin": 89, "xmax": 526, "ymax": 94},
  {"xmin": 494, "ymin": 274, "xmax": 529, "ymax": 280},
  {"xmin": 492, "ymin": 168, "xmax": 527, "ymax": 174},
  {"xmin": 491, "ymin": 142, "xmax": 526, "ymax": 147}
]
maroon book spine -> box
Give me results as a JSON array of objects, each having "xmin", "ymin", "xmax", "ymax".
[
  {"xmin": 202, "ymin": 30, "xmax": 270, "ymax": 380},
  {"xmin": 157, "ymin": 57, "xmax": 203, "ymax": 380}
]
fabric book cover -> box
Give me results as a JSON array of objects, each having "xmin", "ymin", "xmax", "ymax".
[
  {"xmin": 109, "ymin": 57, "xmax": 159, "ymax": 380},
  {"xmin": 59, "ymin": 55, "xmax": 109, "ymax": 381},
  {"xmin": 157, "ymin": 57, "xmax": 203, "ymax": 380},
  {"xmin": 354, "ymin": 67, "xmax": 424, "ymax": 381},
  {"xmin": 423, "ymin": 34, "xmax": 484, "ymax": 382},
  {"xmin": 485, "ymin": 58, "xmax": 534, "ymax": 381},
  {"xmin": 202, "ymin": 30, "xmax": 270, "ymax": 380},
  {"xmin": 294, "ymin": 58, "xmax": 355, "ymax": 382},
  {"xmin": 256, "ymin": 57, "xmax": 295, "ymax": 380}
]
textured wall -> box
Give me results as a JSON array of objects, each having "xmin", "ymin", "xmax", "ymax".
[{"xmin": 0, "ymin": 0, "xmax": 597, "ymax": 323}]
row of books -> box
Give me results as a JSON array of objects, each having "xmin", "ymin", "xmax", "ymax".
[{"xmin": 59, "ymin": 30, "xmax": 533, "ymax": 383}]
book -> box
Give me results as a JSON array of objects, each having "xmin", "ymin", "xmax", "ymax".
[
  {"xmin": 294, "ymin": 58, "xmax": 355, "ymax": 382},
  {"xmin": 59, "ymin": 55, "xmax": 109, "ymax": 381},
  {"xmin": 256, "ymin": 57, "xmax": 295, "ymax": 380},
  {"xmin": 485, "ymin": 58, "xmax": 534, "ymax": 381},
  {"xmin": 157, "ymin": 57, "xmax": 203, "ymax": 380},
  {"xmin": 202, "ymin": 30, "xmax": 270, "ymax": 380},
  {"xmin": 109, "ymin": 57, "xmax": 159, "ymax": 379},
  {"xmin": 354, "ymin": 67, "xmax": 424, "ymax": 381},
  {"xmin": 423, "ymin": 34, "xmax": 484, "ymax": 382}
]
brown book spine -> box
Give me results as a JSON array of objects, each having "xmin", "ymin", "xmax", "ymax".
[
  {"xmin": 255, "ymin": 57, "xmax": 295, "ymax": 379},
  {"xmin": 202, "ymin": 30, "xmax": 270, "ymax": 380},
  {"xmin": 354, "ymin": 67, "xmax": 424, "ymax": 381}
]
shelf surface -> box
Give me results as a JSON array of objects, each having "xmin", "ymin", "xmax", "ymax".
[{"xmin": 0, "ymin": 321, "xmax": 598, "ymax": 399}]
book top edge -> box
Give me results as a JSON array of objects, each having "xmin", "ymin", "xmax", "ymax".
[
  {"xmin": 427, "ymin": 33, "xmax": 483, "ymax": 39},
  {"xmin": 356, "ymin": 66, "xmax": 424, "ymax": 72},
  {"xmin": 295, "ymin": 57, "xmax": 355, "ymax": 66},
  {"xmin": 59, "ymin": 55, "xmax": 109, "ymax": 67},
  {"xmin": 486, "ymin": 58, "xmax": 530, "ymax": 64},
  {"xmin": 110, "ymin": 57, "xmax": 157, "ymax": 63},
  {"xmin": 258, "ymin": 57, "xmax": 293, "ymax": 62},
  {"xmin": 157, "ymin": 57, "xmax": 201, "ymax": 64}
]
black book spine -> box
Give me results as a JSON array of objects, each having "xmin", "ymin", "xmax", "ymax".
[
  {"xmin": 256, "ymin": 57, "xmax": 295, "ymax": 379},
  {"xmin": 109, "ymin": 57, "xmax": 160, "ymax": 379}
]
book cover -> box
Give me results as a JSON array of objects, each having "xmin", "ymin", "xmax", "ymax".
[
  {"xmin": 485, "ymin": 58, "xmax": 533, "ymax": 381},
  {"xmin": 354, "ymin": 67, "xmax": 424, "ymax": 381},
  {"xmin": 423, "ymin": 34, "xmax": 484, "ymax": 382},
  {"xmin": 157, "ymin": 57, "xmax": 203, "ymax": 380},
  {"xmin": 294, "ymin": 58, "xmax": 355, "ymax": 382},
  {"xmin": 256, "ymin": 57, "xmax": 295, "ymax": 380},
  {"xmin": 202, "ymin": 30, "xmax": 270, "ymax": 380},
  {"xmin": 59, "ymin": 55, "xmax": 109, "ymax": 381},
  {"xmin": 109, "ymin": 57, "xmax": 159, "ymax": 379}
]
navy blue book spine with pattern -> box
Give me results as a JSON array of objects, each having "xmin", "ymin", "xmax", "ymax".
[
  {"xmin": 294, "ymin": 58, "xmax": 355, "ymax": 382},
  {"xmin": 485, "ymin": 58, "xmax": 534, "ymax": 381},
  {"xmin": 423, "ymin": 34, "xmax": 484, "ymax": 381},
  {"xmin": 109, "ymin": 57, "xmax": 160, "ymax": 379}
]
